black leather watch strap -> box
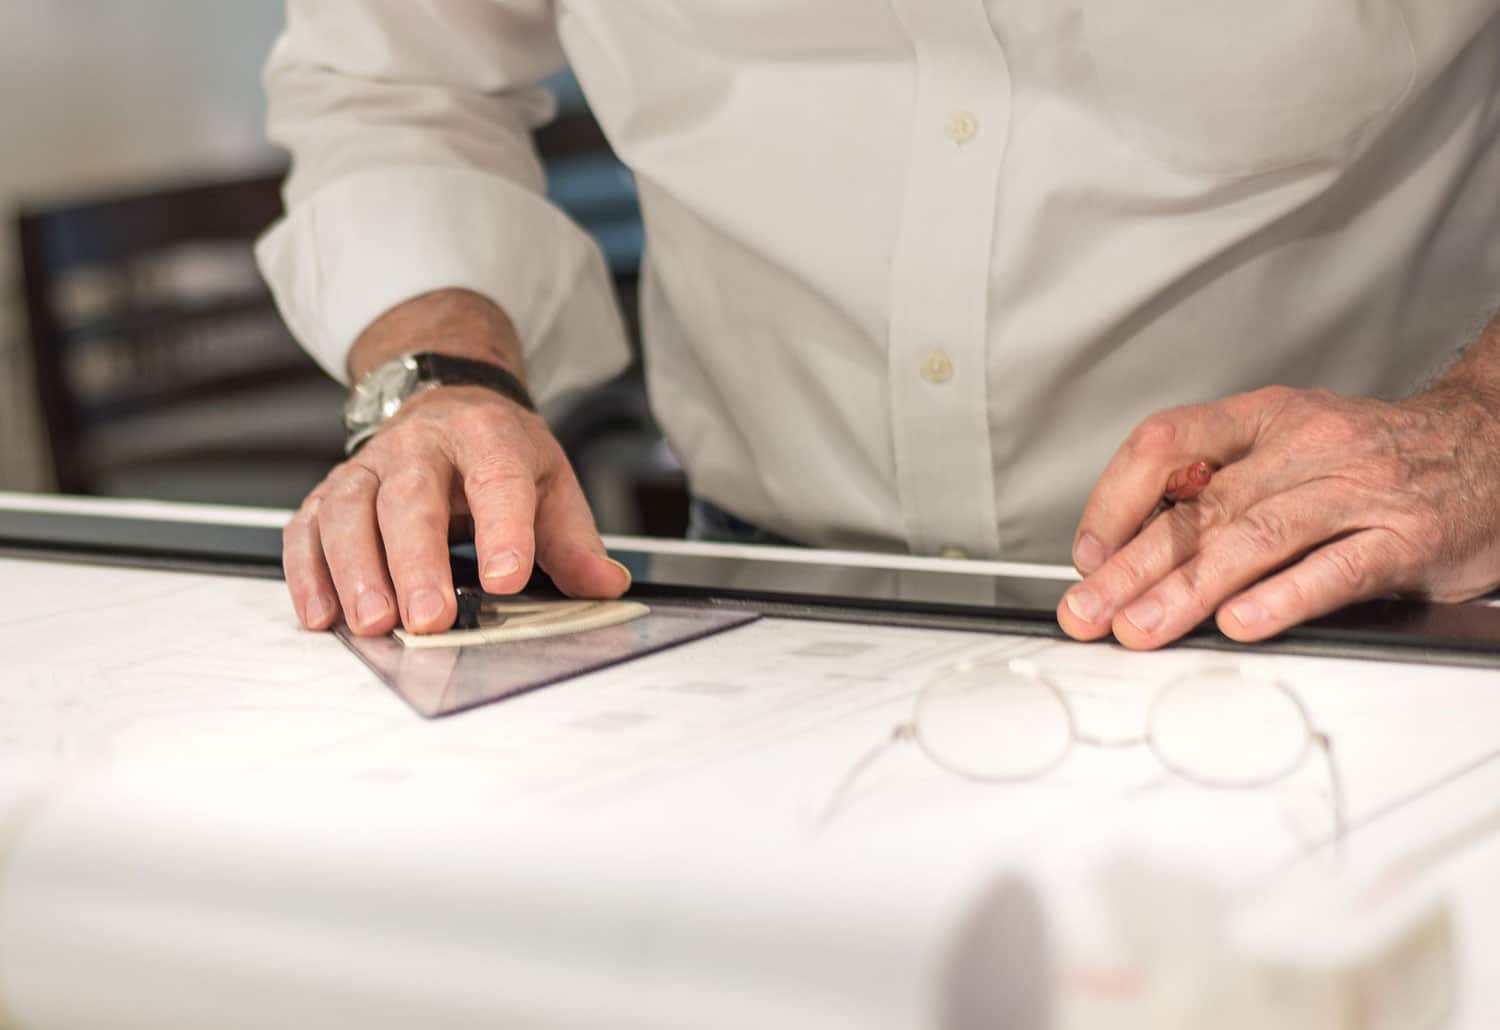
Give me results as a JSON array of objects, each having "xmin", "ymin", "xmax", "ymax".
[{"xmin": 413, "ymin": 352, "xmax": 536, "ymax": 412}]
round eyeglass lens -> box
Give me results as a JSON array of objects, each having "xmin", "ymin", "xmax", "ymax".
[
  {"xmin": 1148, "ymin": 666, "xmax": 1310, "ymax": 787},
  {"xmin": 914, "ymin": 658, "xmax": 1073, "ymax": 781}
]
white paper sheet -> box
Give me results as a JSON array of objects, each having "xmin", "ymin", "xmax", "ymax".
[{"xmin": 4, "ymin": 555, "xmax": 1500, "ymax": 1029}]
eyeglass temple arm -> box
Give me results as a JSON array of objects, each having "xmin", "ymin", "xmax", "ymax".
[
  {"xmin": 1315, "ymin": 729, "xmax": 1348, "ymax": 862},
  {"xmin": 815, "ymin": 723, "xmax": 915, "ymax": 831}
]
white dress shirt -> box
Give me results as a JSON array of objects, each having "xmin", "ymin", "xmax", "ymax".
[{"xmin": 257, "ymin": 1, "xmax": 1500, "ymax": 562}]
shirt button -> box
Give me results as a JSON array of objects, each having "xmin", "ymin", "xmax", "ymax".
[
  {"xmin": 940, "ymin": 547, "xmax": 968, "ymax": 560},
  {"xmin": 945, "ymin": 110, "xmax": 978, "ymax": 145},
  {"xmin": 921, "ymin": 349, "xmax": 954, "ymax": 384}
]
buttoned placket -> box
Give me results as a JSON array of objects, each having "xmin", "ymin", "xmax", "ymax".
[{"xmin": 884, "ymin": 0, "xmax": 1012, "ymax": 558}]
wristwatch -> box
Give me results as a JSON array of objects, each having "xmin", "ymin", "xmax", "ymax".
[{"xmin": 342, "ymin": 351, "xmax": 536, "ymax": 454}]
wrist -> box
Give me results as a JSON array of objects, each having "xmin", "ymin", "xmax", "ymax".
[
  {"xmin": 347, "ymin": 288, "xmax": 527, "ymax": 385},
  {"xmin": 1422, "ymin": 310, "xmax": 1500, "ymax": 399},
  {"xmin": 344, "ymin": 352, "xmax": 537, "ymax": 455}
]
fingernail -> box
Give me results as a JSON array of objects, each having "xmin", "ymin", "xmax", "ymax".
[
  {"xmin": 409, "ymin": 589, "xmax": 444, "ymax": 626},
  {"xmin": 1228, "ymin": 598, "xmax": 1266, "ymax": 629},
  {"xmin": 483, "ymin": 550, "xmax": 522, "ymax": 582},
  {"xmin": 1073, "ymin": 533, "xmax": 1105, "ymax": 573},
  {"xmin": 605, "ymin": 557, "xmax": 633, "ymax": 589},
  {"xmin": 1064, "ymin": 587, "xmax": 1104, "ymax": 623},
  {"xmin": 356, "ymin": 590, "xmax": 391, "ymax": 628},
  {"xmin": 1123, "ymin": 597, "xmax": 1164, "ymax": 634},
  {"xmin": 306, "ymin": 594, "xmax": 335, "ymax": 627}
]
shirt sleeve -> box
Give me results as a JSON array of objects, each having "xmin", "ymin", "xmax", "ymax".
[{"xmin": 253, "ymin": 0, "xmax": 631, "ymax": 400}]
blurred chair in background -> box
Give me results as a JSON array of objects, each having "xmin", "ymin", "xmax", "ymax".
[
  {"xmin": 17, "ymin": 171, "xmax": 346, "ymax": 508},
  {"xmin": 16, "ymin": 70, "xmax": 688, "ymax": 533}
]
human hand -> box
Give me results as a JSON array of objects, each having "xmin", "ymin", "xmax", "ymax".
[
  {"xmin": 1056, "ymin": 379, "xmax": 1500, "ymax": 649},
  {"xmin": 282, "ymin": 291, "xmax": 629, "ymax": 636}
]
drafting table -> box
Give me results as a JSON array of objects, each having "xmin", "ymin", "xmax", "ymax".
[{"xmin": 2, "ymin": 492, "xmax": 1500, "ymax": 1030}]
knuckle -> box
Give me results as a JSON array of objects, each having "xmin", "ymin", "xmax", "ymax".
[
  {"xmin": 324, "ymin": 462, "xmax": 380, "ymax": 504},
  {"xmin": 1126, "ymin": 414, "xmax": 1179, "ymax": 458},
  {"xmin": 282, "ymin": 495, "xmax": 326, "ymax": 547},
  {"xmin": 465, "ymin": 452, "xmax": 535, "ymax": 498},
  {"xmin": 537, "ymin": 443, "xmax": 582, "ymax": 491},
  {"xmin": 1304, "ymin": 411, "xmax": 1360, "ymax": 449},
  {"xmin": 354, "ymin": 427, "xmax": 403, "ymax": 460},
  {"xmin": 379, "ymin": 468, "xmax": 441, "ymax": 506},
  {"xmin": 450, "ymin": 403, "xmax": 514, "ymax": 441},
  {"xmin": 1242, "ymin": 384, "xmax": 1298, "ymax": 421},
  {"xmin": 1174, "ymin": 489, "xmax": 1233, "ymax": 536},
  {"xmin": 375, "ymin": 473, "xmax": 450, "ymax": 546},
  {"xmin": 1277, "ymin": 569, "xmax": 1314, "ymax": 613},
  {"xmin": 1314, "ymin": 545, "xmax": 1371, "ymax": 595},
  {"xmin": 385, "ymin": 504, "xmax": 449, "ymax": 543},
  {"xmin": 1106, "ymin": 548, "xmax": 1157, "ymax": 593},
  {"xmin": 323, "ymin": 479, "xmax": 363, "ymax": 507},
  {"xmin": 534, "ymin": 431, "xmax": 570, "ymax": 469},
  {"xmin": 1198, "ymin": 488, "xmax": 1236, "ymax": 526},
  {"xmin": 1171, "ymin": 562, "xmax": 1219, "ymax": 615},
  {"xmin": 1234, "ymin": 505, "xmax": 1293, "ymax": 555},
  {"xmin": 1304, "ymin": 387, "xmax": 1344, "ymax": 407},
  {"xmin": 1255, "ymin": 384, "xmax": 1298, "ymax": 406},
  {"xmin": 289, "ymin": 491, "xmax": 324, "ymax": 524}
]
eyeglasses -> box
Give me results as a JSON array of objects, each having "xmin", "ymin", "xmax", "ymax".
[{"xmin": 819, "ymin": 652, "xmax": 1346, "ymax": 853}]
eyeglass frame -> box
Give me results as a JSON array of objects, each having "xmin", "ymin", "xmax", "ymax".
[{"xmin": 819, "ymin": 655, "xmax": 1347, "ymax": 856}]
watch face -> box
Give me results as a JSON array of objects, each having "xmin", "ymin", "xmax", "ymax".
[{"xmin": 344, "ymin": 356, "xmax": 420, "ymax": 431}]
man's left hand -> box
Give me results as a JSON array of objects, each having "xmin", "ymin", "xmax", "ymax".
[{"xmin": 1058, "ymin": 370, "xmax": 1500, "ymax": 649}]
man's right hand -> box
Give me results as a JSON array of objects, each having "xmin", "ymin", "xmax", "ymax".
[{"xmin": 282, "ymin": 289, "xmax": 630, "ymax": 636}]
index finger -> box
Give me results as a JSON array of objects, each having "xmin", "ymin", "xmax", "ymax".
[{"xmin": 1072, "ymin": 392, "xmax": 1270, "ymax": 573}]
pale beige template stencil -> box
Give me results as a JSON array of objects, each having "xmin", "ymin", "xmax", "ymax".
[{"xmin": 395, "ymin": 599, "xmax": 651, "ymax": 649}]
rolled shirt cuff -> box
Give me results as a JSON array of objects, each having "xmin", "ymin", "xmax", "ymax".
[{"xmin": 254, "ymin": 165, "xmax": 632, "ymax": 403}]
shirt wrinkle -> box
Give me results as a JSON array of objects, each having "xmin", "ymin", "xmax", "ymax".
[{"xmin": 259, "ymin": 2, "xmax": 1500, "ymax": 561}]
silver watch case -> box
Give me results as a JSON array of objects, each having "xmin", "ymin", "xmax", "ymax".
[{"xmin": 342, "ymin": 354, "xmax": 426, "ymax": 453}]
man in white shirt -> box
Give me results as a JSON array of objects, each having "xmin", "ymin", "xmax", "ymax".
[{"xmin": 258, "ymin": 2, "xmax": 1500, "ymax": 650}]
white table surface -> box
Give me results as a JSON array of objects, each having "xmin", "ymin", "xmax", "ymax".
[{"xmin": 2, "ymin": 494, "xmax": 1499, "ymax": 1030}]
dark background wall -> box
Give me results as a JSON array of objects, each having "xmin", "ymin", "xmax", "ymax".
[{"xmin": 0, "ymin": 3, "xmax": 285, "ymax": 491}]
